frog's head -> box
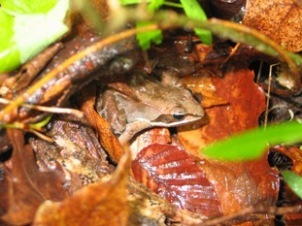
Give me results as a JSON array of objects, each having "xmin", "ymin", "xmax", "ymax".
[{"xmin": 131, "ymin": 74, "xmax": 205, "ymax": 127}]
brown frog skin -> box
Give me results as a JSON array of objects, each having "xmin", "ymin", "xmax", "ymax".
[{"xmin": 96, "ymin": 72, "xmax": 204, "ymax": 144}]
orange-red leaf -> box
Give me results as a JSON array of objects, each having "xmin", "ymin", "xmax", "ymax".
[
  {"xmin": 178, "ymin": 69, "xmax": 266, "ymax": 154},
  {"xmin": 177, "ymin": 69, "xmax": 279, "ymax": 220}
]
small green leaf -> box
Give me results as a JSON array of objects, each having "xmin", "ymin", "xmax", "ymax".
[
  {"xmin": 282, "ymin": 171, "xmax": 302, "ymax": 199},
  {"xmin": 30, "ymin": 115, "xmax": 52, "ymax": 130},
  {"xmin": 136, "ymin": 21, "xmax": 163, "ymax": 49},
  {"xmin": 148, "ymin": 0, "xmax": 165, "ymax": 12},
  {"xmin": 119, "ymin": 0, "xmax": 142, "ymax": 5},
  {"xmin": 1, "ymin": 0, "xmax": 57, "ymax": 14},
  {"xmin": 179, "ymin": 0, "xmax": 212, "ymax": 45},
  {"xmin": 202, "ymin": 121, "xmax": 302, "ymax": 161},
  {"xmin": 0, "ymin": 0, "xmax": 70, "ymax": 73},
  {"xmin": 0, "ymin": 10, "xmax": 20, "ymax": 72}
]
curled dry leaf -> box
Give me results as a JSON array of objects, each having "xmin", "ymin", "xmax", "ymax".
[
  {"xmin": 132, "ymin": 144, "xmax": 222, "ymax": 218},
  {"xmin": 3, "ymin": 42, "xmax": 63, "ymax": 94},
  {"xmin": 30, "ymin": 113, "xmax": 114, "ymax": 193},
  {"xmin": 33, "ymin": 150, "xmax": 131, "ymax": 226},
  {"xmin": 243, "ymin": 0, "xmax": 302, "ymax": 52},
  {"xmin": 76, "ymin": 84, "xmax": 124, "ymax": 162},
  {"xmin": 273, "ymin": 146, "xmax": 302, "ymax": 175},
  {"xmin": 0, "ymin": 129, "xmax": 68, "ymax": 225}
]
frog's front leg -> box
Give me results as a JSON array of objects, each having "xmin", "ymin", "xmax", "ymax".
[{"xmin": 118, "ymin": 121, "xmax": 152, "ymax": 146}]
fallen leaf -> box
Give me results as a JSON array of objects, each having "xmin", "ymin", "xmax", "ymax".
[
  {"xmin": 76, "ymin": 84, "xmax": 124, "ymax": 162},
  {"xmin": 178, "ymin": 69, "xmax": 266, "ymax": 154},
  {"xmin": 30, "ymin": 114, "xmax": 114, "ymax": 193},
  {"xmin": 0, "ymin": 129, "xmax": 68, "ymax": 225},
  {"xmin": 243, "ymin": 0, "xmax": 302, "ymax": 52},
  {"xmin": 33, "ymin": 149, "xmax": 131, "ymax": 226},
  {"xmin": 178, "ymin": 68, "xmax": 279, "ymax": 223},
  {"xmin": 132, "ymin": 144, "xmax": 222, "ymax": 217},
  {"xmin": 182, "ymin": 75, "xmax": 228, "ymax": 108},
  {"xmin": 130, "ymin": 128, "xmax": 171, "ymax": 159},
  {"xmin": 273, "ymin": 146, "xmax": 302, "ymax": 175}
]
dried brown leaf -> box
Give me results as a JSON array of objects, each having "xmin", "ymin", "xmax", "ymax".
[
  {"xmin": 177, "ymin": 69, "xmax": 279, "ymax": 223},
  {"xmin": 178, "ymin": 69, "xmax": 266, "ymax": 154},
  {"xmin": 76, "ymin": 84, "xmax": 124, "ymax": 162},
  {"xmin": 182, "ymin": 75, "xmax": 228, "ymax": 108},
  {"xmin": 273, "ymin": 146, "xmax": 302, "ymax": 175},
  {"xmin": 0, "ymin": 129, "xmax": 67, "ymax": 225},
  {"xmin": 33, "ymin": 150, "xmax": 131, "ymax": 226},
  {"xmin": 243, "ymin": 0, "xmax": 302, "ymax": 52}
]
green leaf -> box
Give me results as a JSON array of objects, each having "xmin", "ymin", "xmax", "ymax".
[
  {"xmin": 1, "ymin": 0, "xmax": 57, "ymax": 14},
  {"xmin": 179, "ymin": 0, "xmax": 212, "ymax": 45},
  {"xmin": 0, "ymin": 0, "xmax": 70, "ymax": 73},
  {"xmin": 0, "ymin": 10, "xmax": 20, "ymax": 72},
  {"xmin": 136, "ymin": 21, "xmax": 163, "ymax": 49},
  {"xmin": 148, "ymin": 0, "xmax": 165, "ymax": 12},
  {"xmin": 119, "ymin": 0, "xmax": 142, "ymax": 5},
  {"xmin": 202, "ymin": 121, "xmax": 302, "ymax": 161},
  {"xmin": 120, "ymin": 0, "xmax": 164, "ymax": 12},
  {"xmin": 282, "ymin": 171, "xmax": 302, "ymax": 199},
  {"xmin": 30, "ymin": 115, "xmax": 52, "ymax": 130}
]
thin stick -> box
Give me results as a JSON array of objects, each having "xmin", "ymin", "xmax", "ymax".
[{"xmin": 0, "ymin": 97, "xmax": 84, "ymax": 118}]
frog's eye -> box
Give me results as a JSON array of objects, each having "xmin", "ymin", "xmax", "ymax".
[
  {"xmin": 173, "ymin": 114, "xmax": 185, "ymax": 120},
  {"xmin": 172, "ymin": 107, "xmax": 186, "ymax": 120}
]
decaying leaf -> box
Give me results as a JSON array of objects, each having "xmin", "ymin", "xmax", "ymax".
[
  {"xmin": 177, "ymin": 68, "xmax": 279, "ymax": 223},
  {"xmin": 178, "ymin": 68, "xmax": 266, "ymax": 154},
  {"xmin": 182, "ymin": 75, "xmax": 228, "ymax": 108},
  {"xmin": 132, "ymin": 144, "xmax": 222, "ymax": 218},
  {"xmin": 0, "ymin": 129, "xmax": 68, "ymax": 225},
  {"xmin": 33, "ymin": 149, "xmax": 131, "ymax": 226},
  {"xmin": 273, "ymin": 146, "xmax": 302, "ymax": 175},
  {"xmin": 30, "ymin": 114, "xmax": 114, "ymax": 193},
  {"xmin": 243, "ymin": 0, "xmax": 302, "ymax": 52}
]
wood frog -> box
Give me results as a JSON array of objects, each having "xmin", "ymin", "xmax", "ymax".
[{"xmin": 96, "ymin": 72, "xmax": 204, "ymax": 144}]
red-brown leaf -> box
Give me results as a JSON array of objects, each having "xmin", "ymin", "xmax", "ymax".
[
  {"xmin": 132, "ymin": 144, "xmax": 222, "ymax": 217},
  {"xmin": 177, "ymin": 69, "xmax": 279, "ymax": 221}
]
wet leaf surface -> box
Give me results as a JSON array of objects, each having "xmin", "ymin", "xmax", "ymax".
[{"xmin": 132, "ymin": 144, "xmax": 222, "ymax": 217}]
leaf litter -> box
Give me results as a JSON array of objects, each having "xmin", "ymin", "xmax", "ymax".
[{"xmin": 1, "ymin": 0, "xmax": 302, "ymax": 225}]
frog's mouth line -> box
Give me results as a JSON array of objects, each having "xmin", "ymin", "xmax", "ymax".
[{"xmin": 150, "ymin": 114, "xmax": 204, "ymax": 127}]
